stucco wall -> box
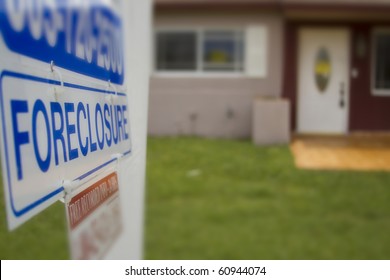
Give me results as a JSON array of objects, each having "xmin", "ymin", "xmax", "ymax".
[{"xmin": 149, "ymin": 12, "xmax": 284, "ymax": 138}]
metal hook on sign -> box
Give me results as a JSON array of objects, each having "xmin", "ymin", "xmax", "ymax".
[
  {"xmin": 48, "ymin": 61, "xmax": 64, "ymax": 100},
  {"xmin": 105, "ymin": 80, "xmax": 118, "ymax": 104},
  {"xmin": 62, "ymin": 179, "xmax": 81, "ymax": 204},
  {"xmin": 111, "ymin": 153, "xmax": 123, "ymax": 166}
]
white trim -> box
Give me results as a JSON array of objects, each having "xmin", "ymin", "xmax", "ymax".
[
  {"xmin": 151, "ymin": 72, "xmax": 247, "ymax": 78},
  {"xmin": 372, "ymin": 89, "xmax": 390, "ymax": 96},
  {"xmin": 154, "ymin": 26, "xmax": 245, "ymax": 35},
  {"xmin": 371, "ymin": 27, "xmax": 390, "ymax": 97},
  {"xmin": 245, "ymin": 25, "xmax": 268, "ymax": 78}
]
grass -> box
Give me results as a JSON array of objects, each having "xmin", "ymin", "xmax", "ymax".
[
  {"xmin": 145, "ymin": 137, "xmax": 390, "ymax": 259},
  {"xmin": 0, "ymin": 187, "xmax": 69, "ymax": 259},
  {"xmin": 1, "ymin": 137, "xmax": 390, "ymax": 259}
]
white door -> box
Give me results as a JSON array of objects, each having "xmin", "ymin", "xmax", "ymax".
[{"xmin": 297, "ymin": 28, "xmax": 350, "ymax": 134}]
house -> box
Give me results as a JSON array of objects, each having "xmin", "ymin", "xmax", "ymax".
[{"xmin": 149, "ymin": 0, "xmax": 390, "ymax": 143}]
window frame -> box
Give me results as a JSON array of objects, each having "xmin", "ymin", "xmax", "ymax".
[
  {"xmin": 153, "ymin": 27, "xmax": 246, "ymax": 77},
  {"xmin": 371, "ymin": 27, "xmax": 390, "ymax": 96},
  {"xmin": 155, "ymin": 29, "xmax": 199, "ymax": 72},
  {"xmin": 202, "ymin": 30, "xmax": 245, "ymax": 72}
]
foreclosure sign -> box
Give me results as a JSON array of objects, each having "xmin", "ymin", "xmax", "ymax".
[{"xmin": 0, "ymin": 0, "xmax": 131, "ymax": 230}]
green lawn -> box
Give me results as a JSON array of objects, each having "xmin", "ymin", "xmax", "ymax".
[
  {"xmin": 1, "ymin": 137, "xmax": 390, "ymax": 259},
  {"xmin": 0, "ymin": 190, "xmax": 69, "ymax": 259},
  {"xmin": 145, "ymin": 137, "xmax": 390, "ymax": 259}
]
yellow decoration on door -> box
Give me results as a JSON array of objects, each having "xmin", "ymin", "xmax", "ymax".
[{"xmin": 314, "ymin": 47, "xmax": 331, "ymax": 92}]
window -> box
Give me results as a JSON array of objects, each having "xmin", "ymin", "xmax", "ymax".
[
  {"xmin": 373, "ymin": 29, "xmax": 390, "ymax": 95},
  {"xmin": 156, "ymin": 32, "xmax": 197, "ymax": 71},
  {"xmin": 155, "ymin": 29, "xmax": 245, "ymax": 73},
  {"xmin": 203, "ymin": 31, "xmax": 244, "ymax": 72}
]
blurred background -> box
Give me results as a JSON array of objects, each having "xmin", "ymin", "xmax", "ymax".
[
  {"xmin": 146, "ymin": 0, "xmax": 390, "ymax": 259},
  {"xmin": 2, "ymin": 0, "xmax": 390, "ymax": 259}
]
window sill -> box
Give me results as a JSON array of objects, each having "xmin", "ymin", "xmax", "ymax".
[
  {"xmin": 151, "ymin": 71, "xmax": 249, "ymax": 79},
  {"xmin": 372, "ymin": 89, "xmax": 390, "ymax": 97}
]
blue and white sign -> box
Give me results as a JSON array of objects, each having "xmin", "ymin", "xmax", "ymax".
[
  {"xmin": 0, "ymin": 0, "xmax": 130, "ymax": 230},
  {"xmin": 0, "ymin": 0, "xmax": 124, "ymax": 84}
]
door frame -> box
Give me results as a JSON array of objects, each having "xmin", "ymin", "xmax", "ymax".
[{"xmin": 296, "ymin": 26, "xmax": 351, "ymax": 134}]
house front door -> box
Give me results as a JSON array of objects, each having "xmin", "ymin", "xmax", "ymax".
[{"xmin": 297, "ymin": 28, "xmax": 350, "ymax": 134}]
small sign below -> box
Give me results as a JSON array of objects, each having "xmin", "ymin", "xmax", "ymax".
[{"xmin": 66, "ymin": 171, "xmax": 122, "ymax": 260}]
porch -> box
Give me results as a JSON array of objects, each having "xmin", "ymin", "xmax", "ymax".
[{"xmin": 291, "ymin": 133, "xmax": 390, "ymax": 171}]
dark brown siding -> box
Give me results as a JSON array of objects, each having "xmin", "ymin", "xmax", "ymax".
[{"xmin": 349, "ymin": 24, "xmax": 390, "ymax": 131}]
